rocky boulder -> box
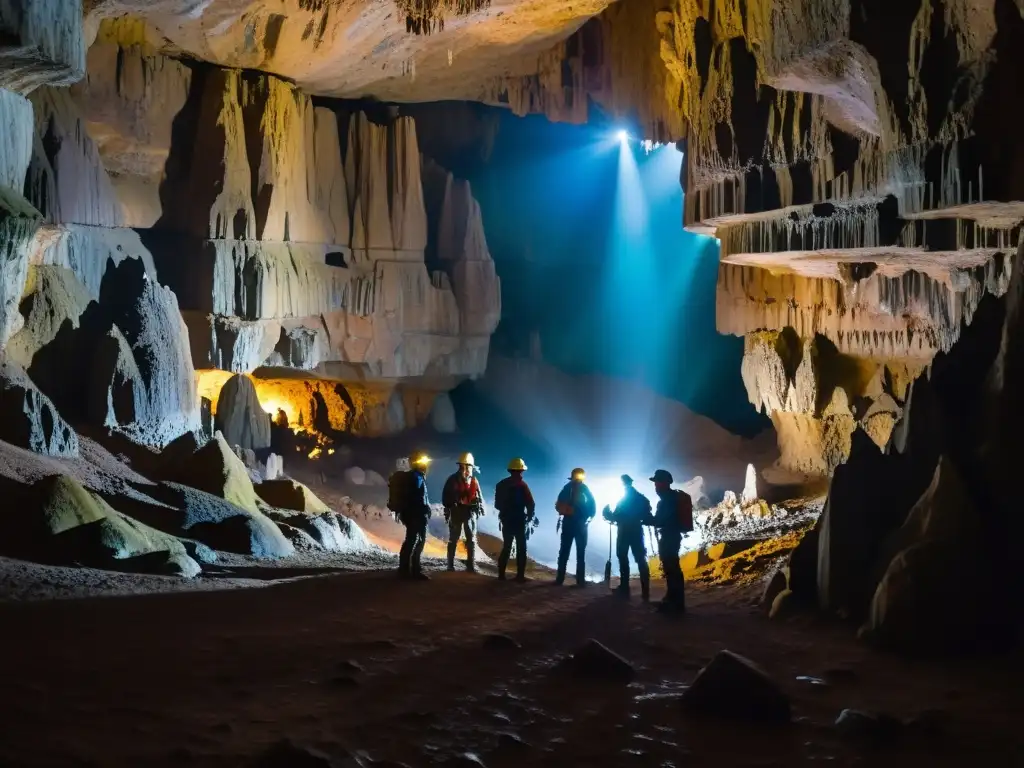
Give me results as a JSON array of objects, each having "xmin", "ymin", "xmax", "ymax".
[
  {"xmin": 256, "ymin": 478, "xmax": 330, "ymax": 513},
  {"xmin": 263, "ymin": 506, "xmax": 372, "ymax": 553},
  {"xmin": 815, "ymin": 428, "xmax": 938, "ymax": 619},
  {"xmin": 29, "ymin": 258, "xmax": 200, "ymax": 447},
  {"xmin": 555, "ymin": 639, "xmax": 635, "ymax": 683},
  {"xmin": 113, "ymin": 481, "xmax": 293, "ymax": 559},
  {"xmin": 176, "ymin": 431, "xmax": 263, "ymax": 515},
  {"xmin": 2, "ymin": 474, "xmax": 200, "ymax": 576},
  {"xmin": 98, "ymin": 258, "xmax": 199, "ymax": 445},
  {"xmin": 0, "ymin": 357, "xmax": 78, "ymax": 457},
  {"xmin": 860, "ymin": 458, "xmax": 1004, "ymax": 654},
  {"xmin": 257, "ymin": 478, "xmax": 373, "ymax": 553},
  {"xmin": 342, "ymin": 466, "xmax": 366, "ymax": 486},
  {"xmin": 5, "ymin": 265, "xmax": 91, "ymax": 368},
  {"xmin": 214, "ymin": 374, "xmax": 271, "ymax": 452},
  {"xmin": 681, "ymin": 650, "xmax": 790, "ymax": 723}
]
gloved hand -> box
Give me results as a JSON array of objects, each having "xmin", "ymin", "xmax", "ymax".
[
  {"xmin": 443, "ymin": 508, "xmax": 451, "ymax": 524},
  {"xmin": 601, "ymin": 504, "xmax": 613, "ymax": 522}
]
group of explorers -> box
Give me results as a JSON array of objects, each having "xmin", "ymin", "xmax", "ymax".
[{"xmin": 387, "ymin": 451, "xmax": 693, "ymax": 614}]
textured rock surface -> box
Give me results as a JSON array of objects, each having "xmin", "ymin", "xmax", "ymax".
[
  {"xmin": 486, "ymin": 0, "xmax": 1024, "ymax": 480},
  {"xmin": 682, "ymin": 650, "xmax": 791, "ymax": 723},
  {"xmin": 214, "ymin": 374, "xmax": 271, "ymax": 452},
  {"xmin": 6, "ymin": 265, "xmax": 92, "ymax": 367},
  {"xmin": 0, "ymin": 0, "xmax": 85, "ymax": 92},
  {"xmin": 860, "ymin": 457, "xmax": 996, "ymax": 652},
  {"xmin": 176, "ymin": 432, "xmax": 264, "ymax": 516},
  {"xmin": 77, "ymin": 258, "xmax": 200, "ymax": 446},
  {"xmin": 256, "ymin": 478, "xmax": 329, "ymax": 514},
  {"xmin": 0, "ymin": 356, "xmax": 78, "ymax": 456},
  {"xmin": 69, "ymin": 34, "xmax": 192, "ymax": 227},
  {"xmin": 742, "ymin": 330, "xmax": 917, "ymax": 479},
  {"xmin": 127, "ymin": 480, "xmax": 294, "ymax": 559},
  {"xmin": 27, "ymin": 86, "xmax": 123, "ymax": 227},
  {"xmin": 0, "ymin": 88, "xmax": 33, "ymax": 208},
  {"xmin": 3, "ymin": 473, "xmax": 199, "ymax": 576},
  {"xmin": 83, "ymin": 2, "xmax": 611, "ymax": 104}
]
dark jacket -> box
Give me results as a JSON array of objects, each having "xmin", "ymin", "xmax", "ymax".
[
  {"xmin": 404, "ymin": 469, "xmax": 432, "ymax": 520},
  {"xmin": 652, "ymin": 489, "xmax": 691, "ymax": 536},
  {"xmin": 607, "ymin": 487, "xmax": 653, "ymax": 531},
  {"xmin": 556, "ymin": 481, "xmax": 596, "ymax": 524},
  {"xmin": 494, "ymin": 476, "xmax": 536, "ymax": 520},
  {"xmin": 442, "ymin": 472, "xmax": 483, "ymax": 511}
]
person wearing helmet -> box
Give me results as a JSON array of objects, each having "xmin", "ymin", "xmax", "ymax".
[
  {"xmin": 602, "ymin": 474, "xmax": 654, "ymax": 601},
  {"xmin": 441, "ymin": 452, "xmax": 484, "ymax": 572},
  {"xmin": 554, "ymin": 467, "xmax": 597, "ymax": 586},
  {"xmin": 649, "ymin": 469, "xmax": 691, "ymax": 613},
  {"xmin": 493, "ymin": 458, "xmax": 537, "ymax": 582},
  {"xmin": 391, "ymin": 451, "xmax": 433, "ymax": 580}
]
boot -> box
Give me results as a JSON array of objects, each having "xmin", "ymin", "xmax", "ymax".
[
  {"xmin": 514, "ymin": 574, "xmax": 527, "ymax": 583},
  {"xmin": 613, "ymin": 584, "xmax": 630, "ymax": 598},
  {"xmin": 446, "ymin": 541, "xmax": 457, "ymax": 572},
  {"xmin": 466, "ymin": 542, "xmax": 476, "ymax": 572},
  {"xmin": 498, "ymin": 572, "xmax": 507, "ymax": 581},
  {"xmin": 640, "ymin": 575, "xmax": 650, "ymax": 603}
]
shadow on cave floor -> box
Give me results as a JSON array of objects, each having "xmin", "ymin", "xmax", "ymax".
[
  {"xmin": 0, "ymin": 569, "xmax": 1020, "ymax": 767},
  {"xmin": 199, "ymin": 563, "xmax": 354, "ymax": 580}
]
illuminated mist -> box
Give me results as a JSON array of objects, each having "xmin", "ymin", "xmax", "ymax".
[{"xmin": 418, "ymin": 114, "xmax": 769, "ymax": 576}]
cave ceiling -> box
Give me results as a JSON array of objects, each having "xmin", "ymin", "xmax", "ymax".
[{"xmin": 84, "ymin": 0, "xmax": 615, "ymax": 103}]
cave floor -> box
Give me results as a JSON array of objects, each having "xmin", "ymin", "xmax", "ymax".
[{"xmin": 0, "ymin": 571, "xmax": 1020, "ymax": 767}]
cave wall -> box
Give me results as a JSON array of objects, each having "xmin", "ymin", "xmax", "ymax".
[
  {"xmin": 510, "ymin": 0, "xmax": 1024, "ymax": 481},
  {"xmin": 0, "ymin": 11, "xmax": 502, "ymax": 445},
  {"xmin": 479, "ymin": 0, "xmax": 1024, "ymax": 649}
]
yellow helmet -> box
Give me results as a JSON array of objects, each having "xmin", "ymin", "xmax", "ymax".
[
  {"xmin": 507, "ymin": 457, "xmax": 528, "ymax": 472},
  {"xmin": 570, "ymin": 467, "xmax": 586, "ymax": 481},
  {"xmin": 409, "ymin": 451, "xmax": 431, "ymax": 469},
  {"xmin": 457, "ymin": 452, "xmax": 477, "ymax": 467}
]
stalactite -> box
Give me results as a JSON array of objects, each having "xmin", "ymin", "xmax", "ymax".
[{"xmin": 396, "ymin": 0, "xmax": 492, "ymax": 36}]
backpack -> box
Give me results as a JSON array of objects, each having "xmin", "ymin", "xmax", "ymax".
[
  {"xmin": 387, "ymin": 470, "xmax": 410, "ymax": 515},
  {"xmin": 676, "ymin": 490, "xmax": 694, "ymax": 533}
]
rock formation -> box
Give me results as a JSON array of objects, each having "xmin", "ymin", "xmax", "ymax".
[
  {"xmin": 0, "ymin": 1, "xmax": 507, "ymax": 579},
  {"xmin": 473, "ymin": 0, "xmax": 1024, "ymax": 650},
  {"xmin": 77, "ymin": 2, "xmax": 612, "ymax": 104},
  {"xmin": 3, "ymin": 0, "xmax": 1023, "ymax": 655}
]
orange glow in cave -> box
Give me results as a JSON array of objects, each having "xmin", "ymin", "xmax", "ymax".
[{"xmin": 196, "ymin": 370, "xmax": 337, "ymax": 460}]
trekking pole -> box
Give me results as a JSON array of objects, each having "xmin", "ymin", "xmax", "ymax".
[{"xmin": 603, "ymin": 524, "xmax": 612, "ymax": 586}]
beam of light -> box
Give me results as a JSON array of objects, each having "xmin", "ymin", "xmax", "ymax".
[
  {"xmin": 588, "ymin": 475, "xmax": 628, "ymax": 514},
  {"xmin": 469, "ymin": 130, "xmax": 745, "ymax": 578}
]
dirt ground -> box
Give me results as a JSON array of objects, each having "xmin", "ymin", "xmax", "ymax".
[{"xmin": 0, "ymin": 567, "xmax": 1021, "ymax": 767}]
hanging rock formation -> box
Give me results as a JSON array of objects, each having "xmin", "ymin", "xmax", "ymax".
[
  {"xmin": 78, "ymin": 1, "xmax": 612, "ymax": 104},
  {"xmin": 474, "ymin": 0, "xmax": 1024, "ymax": 650},
  {"xmin": 483, "ymin": 0, "xmax": 1024, "ymax": 481}
]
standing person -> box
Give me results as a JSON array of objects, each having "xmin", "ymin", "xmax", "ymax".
[
  {"xmin": 388, "ymin": 451, "xmax": 433, "ymax": 580},
  {"xmin": 554, "ymin": 467, "xmax": 597, "ymax": 587},
  {"xmin": 649, "ymin": 469, "xmax": 692, "ymax": 613},
  {"xmin": 442, "ymin": 452, "xmax": 484, "ymax": 572},
  {"xmin": 602, "ymin": 474, "xmax": 654, "ymax": 601},
  {"xmin": 493, "ymin": 458, "xmax": 537, "ymax": 582}
]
